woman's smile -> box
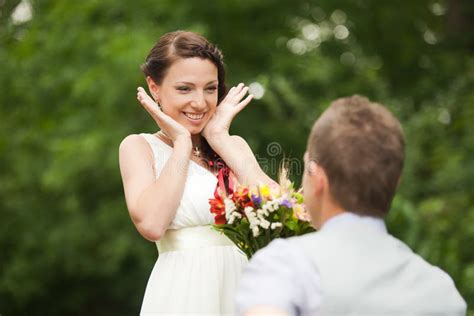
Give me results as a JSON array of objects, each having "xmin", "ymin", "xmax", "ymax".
[{"xmin": 182, "ymin": 111, "xmax": 207, "ymax": 124}]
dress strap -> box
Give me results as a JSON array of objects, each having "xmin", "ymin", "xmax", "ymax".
[
  {"xmin": 140, "ymin": 133, "xmax": 172, "ymax": 178},
  {"xmin": 140, "ymin": 133, "xmax": 169, "ymax": 157}
]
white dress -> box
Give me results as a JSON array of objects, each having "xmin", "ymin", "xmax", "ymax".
[{"xmin": 139, "ymin": 133, "xmax": 248, "ymax": 316}]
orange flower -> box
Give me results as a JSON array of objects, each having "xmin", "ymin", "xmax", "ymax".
[
  {"xmin": 209, "ymin": 187, "xmax": 226, "ymax": 225},
  {"xmin": 232, "ymin": 187, "xmax": 253, "ymax": 209}
]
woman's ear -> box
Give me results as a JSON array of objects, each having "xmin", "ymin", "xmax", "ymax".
[{"xmin": 145, "ymin": 76, "xmax": 160, "ymax": 102}]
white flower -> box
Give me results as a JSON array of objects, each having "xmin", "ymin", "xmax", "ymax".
[
  {"xmin": 224, "ymin": 198, "xmax": 237, "ymax": 222},
  {"xmin": 271, "ymin": 222, "xmax": 283, "ymax": 229},
  {"xmin": 224, "ymin": 198, "xmax": 236, "ymax": 212},
  {"xmin": 227, "ymin": 211, "xmax": 242, "ymax": 224},
  {"xmin": 245, "ymin": 206, "xmax": 261, "ymax": 237},
  {"xmin": 257, "ymin": 208, "xmax": 269, "ymax": 217},
  {"xmin": 266, "ymin": 199, "xmax": 279, "ymax": 212},
  {"xmin": 262, "ymin": 200, "xmax": 279, "ymax": 213},
  {"xmin": 258, "ymin": 216, "xmax": 271, "ymax": 229},
  {"xmin": 244, "ymin": 205, "xmax": 254, "ymax": 216},
  {"xmin": 252, "ymin": 226, "xmax": 260, "ymax": 237}
]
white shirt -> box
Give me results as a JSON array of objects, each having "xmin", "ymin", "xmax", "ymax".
[
  {"xmin": 235, "ymin": 212, "xmax": 466, "ymax": 315},
  {"xmin": 236, "ymin": 213, "xmax": 382, "ymax": 315}
]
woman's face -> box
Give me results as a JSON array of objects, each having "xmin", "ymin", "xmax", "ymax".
[{"xmin": 148, "ymin": 57, "xmax": 219, "ymax": 135}]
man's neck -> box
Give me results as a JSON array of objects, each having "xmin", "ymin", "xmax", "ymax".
[
  {"xmin": 314, "ymin": 196, "xmax": 345, "ymax": 229},
  {"xmin": 319, "ymin": 207, "xmax": 345, "ymax": 228}
]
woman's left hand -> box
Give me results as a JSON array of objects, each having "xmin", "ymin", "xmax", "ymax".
[{"xmin": 202, "ymin": 83, "xmax": 253, "ymax": 140}]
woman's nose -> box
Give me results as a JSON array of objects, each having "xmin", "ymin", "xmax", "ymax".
[{"xmin": 190, "ymin": 91, "xmax": 206, "ymax": 110}]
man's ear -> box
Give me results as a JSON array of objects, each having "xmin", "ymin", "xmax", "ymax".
[
  {"xmin": 311, "ymin": 162, "xmax": 327, "ymax": 196},
  {"xmin": 145, "ymin": 76, "xmax": 160, "ymax": 102},
  {"xmin": 307, "ymin": 161, "xmax": 322, "ymax": 195}
]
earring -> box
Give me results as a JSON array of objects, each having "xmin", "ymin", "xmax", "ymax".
[{"xmin": 154, "ymin": 97, "xmax": 162, "ymax": 111}]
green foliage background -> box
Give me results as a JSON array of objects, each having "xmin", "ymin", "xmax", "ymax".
[{"xmin": 1, "ymin": 0, "xmax": 473, "ymax": 314}]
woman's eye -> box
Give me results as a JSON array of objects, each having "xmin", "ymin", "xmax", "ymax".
[
  {"xmin": 206, "ymin": 86, "xmax": 218, "ymax": 92},
  {"xmin": 177, "ymin": 86, "xmax": 191, "ymax": 92}
]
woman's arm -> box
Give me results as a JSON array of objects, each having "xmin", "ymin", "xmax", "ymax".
[
  {"xmin": 119, "ymin": 134, "xmax": 191, "ymax": 241},
  {"xmin": 207, "ymin": 133, "xmax": 274, "ymax": 186},
  {"xmin": 119, "ymin": 87, "xmax": 193, "ymax": 241},
  {"xmin": 203, "ymin": 83, "xmax": 275, "ymax": 186}
]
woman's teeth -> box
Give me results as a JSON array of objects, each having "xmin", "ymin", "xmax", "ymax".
[{"xmin": 183, "ymin": 112, "xmax": 205, "ymax": 120}]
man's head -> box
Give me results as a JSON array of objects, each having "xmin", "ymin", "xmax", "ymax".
[{"xmin": 303, "ymin": 95, "xmax": 405, "ymax": 228}]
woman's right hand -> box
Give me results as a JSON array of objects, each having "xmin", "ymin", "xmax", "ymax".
[{"xmin": 136, "ymin": 87, "xmax": 191, "ymax": 143}]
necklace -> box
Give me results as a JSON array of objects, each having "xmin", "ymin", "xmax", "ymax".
[
  {"xmin": 192, "ymin": 146, "xmax": 201, "ymax": 158},
  {"xmin": 157, "ymin": 131, "xmax": 202, "ymax": 159}
]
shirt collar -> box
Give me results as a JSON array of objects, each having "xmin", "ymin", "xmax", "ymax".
[{"xmin": 320, "ymin": 212, "xmax": 387, "ymax": 233}]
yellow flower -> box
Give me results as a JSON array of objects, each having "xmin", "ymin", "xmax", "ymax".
[
  {"xmin": 293, "ymin": 204, "xmax": 310, "ymax": 221},
  {"xmin": 259, "ymin": 184, "xmax": 271, "ymax": 198}
]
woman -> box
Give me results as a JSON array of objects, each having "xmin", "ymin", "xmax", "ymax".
[{"xmin": 119, "ymin": 31, "xmax": 272, "ymax": 314}]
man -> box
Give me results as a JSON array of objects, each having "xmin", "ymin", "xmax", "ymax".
[{"xmin": 235, "ymin": 95, "xmax": 467, "ymax": 315}]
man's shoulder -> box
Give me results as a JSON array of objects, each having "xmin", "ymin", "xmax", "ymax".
[
  {"xmin": 285, "ymin": 228, "xmax": 351, "ymax": 253},
  {"xmin": 266, "ymin": 232, "xmax": 326, "ymax": 257},
  {"xmin": 237, "ymin": 236, "xmax": 323, "ymax": 315},
  {"xmin": 256, "ymin": 236, "xmax": 307, "ymax": 259},
  {"xmin": 249, "ymin": 235, "xmax": 320, "ymax": 271}
]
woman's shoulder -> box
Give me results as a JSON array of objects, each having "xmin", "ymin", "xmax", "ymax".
[
  {"xmin": 119, "ymin": 133, "xmax": 171, "ymax": 165},
  {"xmin": 119, "ymin": 133, "xmax": 158, "ymax": 162},
  {"xmin": 118, "ymin": 134, "xmax": 156, "ymax": 178},
  {"xmin": 120, "ymin": 133, "xmax": 149, "ymax": 152}
]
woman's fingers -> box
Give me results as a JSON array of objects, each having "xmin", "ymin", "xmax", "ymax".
[
  {"xmin": 234, "ymin": 86, "xmax": 250, "ymax": 103},
  {"xmin": 137, "ymin": 87, "xmax": 162, "ymax": 120},
  {"xmin": 224, "ymin": 83, "xmax": 251, "ymax": 106},
  {"xmin": 136, "ymin": 87, "xmax": 190, "ymax": 141},
  {"xmin": 227, "ymin": 86, "xmax": 236, "ymax": 96},
  {"xmin": 232, "ymin": 83, "xmax": 245, "ymax": 97},
  {"xmin": 226, "ymin": 83, "xmax": 243, "ymax": 97},
  {"xmin": 137, "ymin": 87, "xmax": 156, "ymax": 109},
  {"xmin": 235, "ymin": 94, "xmax": 254, "ymax": 112}
]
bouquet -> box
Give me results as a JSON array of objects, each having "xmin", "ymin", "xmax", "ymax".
[{"xmin": 209, "ymin": 167, "xmax": 315, "ymax": 259}]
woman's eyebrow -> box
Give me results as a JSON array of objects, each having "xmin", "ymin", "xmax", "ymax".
[
  {"xmin": 174, "ymin": 81, "xmax": 195, "ymax": 85},
  {"xmin": 174, "ymin": 80, "xmax": 218, "ymax": 85}
]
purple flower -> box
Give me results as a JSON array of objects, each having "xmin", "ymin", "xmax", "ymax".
[
  {"xmin": 251, "ymin": 194, "xmax": 262, "ymax": 206},
  {"xmin": 280, "ymin": 199, "xmax": 292, "ymax": 208}
]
